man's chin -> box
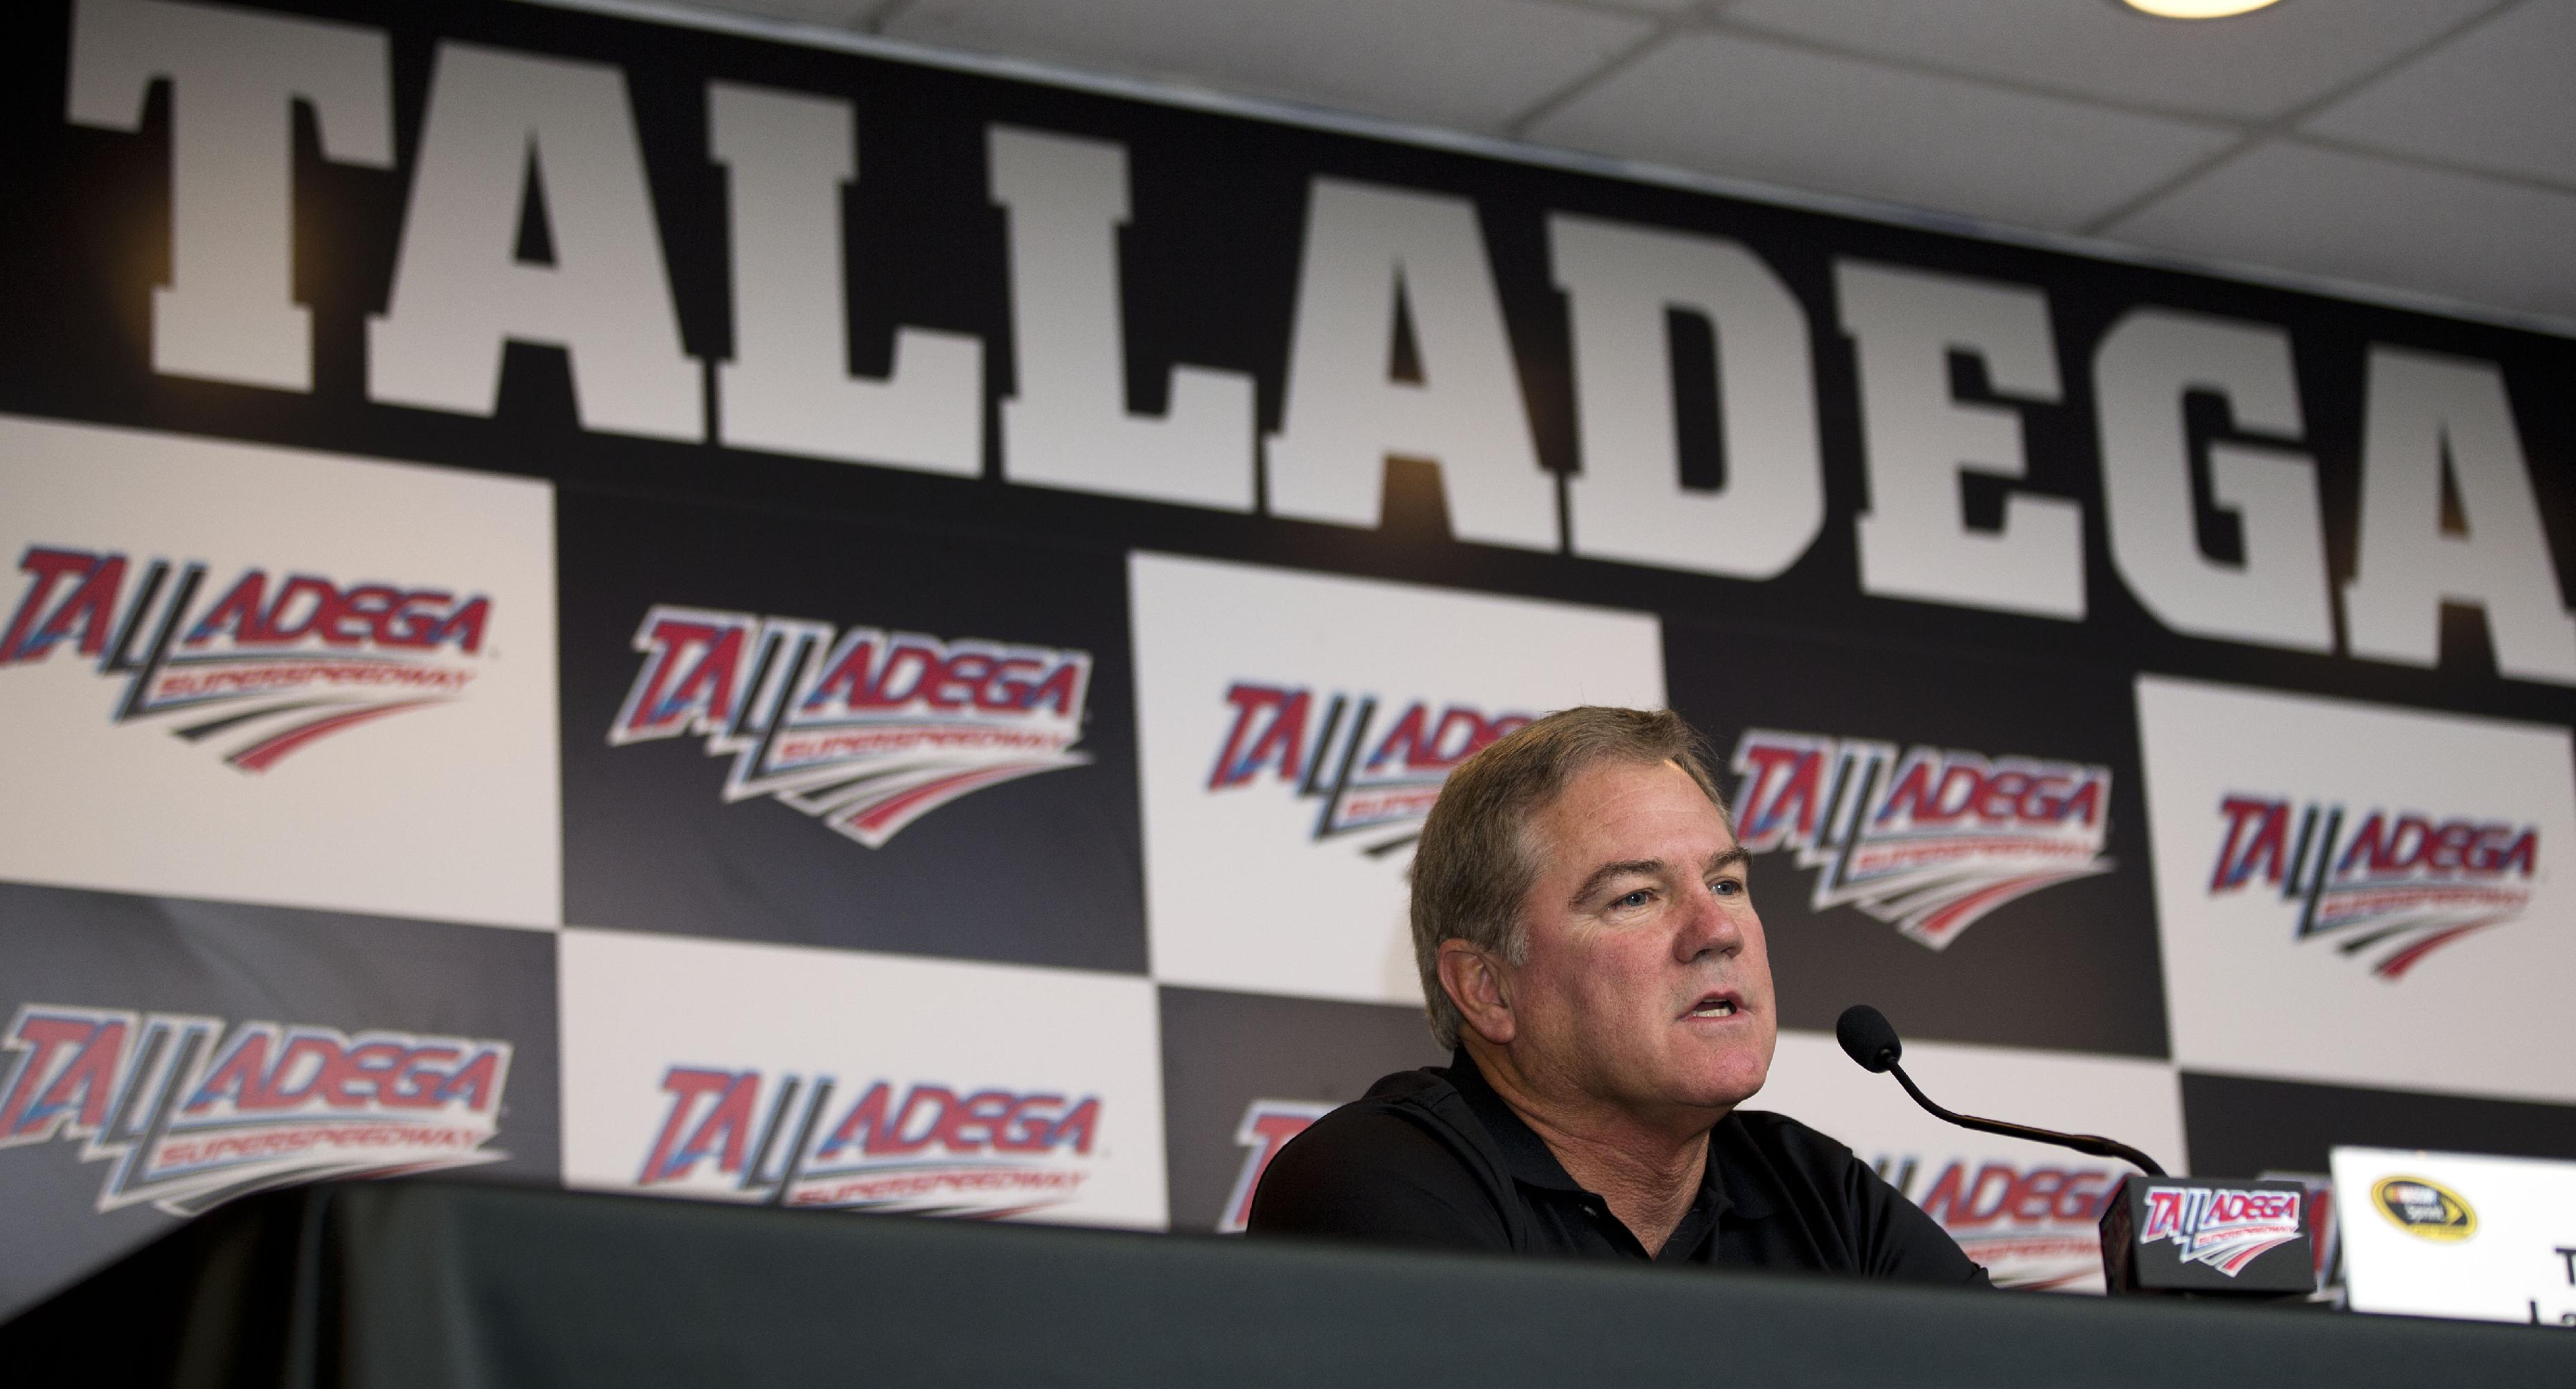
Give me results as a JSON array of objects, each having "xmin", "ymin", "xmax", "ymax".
[{"xmin": 1681, "ymin": 1057, "xmax": 1770, "ymax": 1113}]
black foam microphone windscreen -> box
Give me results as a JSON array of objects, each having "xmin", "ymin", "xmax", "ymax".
[{"xmin": 1835, "ymin": 1004, "xmax": 1903, "ymax": 1073}]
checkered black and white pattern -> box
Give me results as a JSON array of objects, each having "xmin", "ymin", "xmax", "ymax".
[{"xmin": 3, "ymin": 0, "xmax": 2572, "ymax": 1316}]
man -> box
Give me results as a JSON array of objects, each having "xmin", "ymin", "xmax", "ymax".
[{"xmin": 1248, "ymin": 706, "xmax": 1986, "ymax": 1284}]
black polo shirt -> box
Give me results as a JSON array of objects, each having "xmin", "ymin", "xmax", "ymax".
[{"xmin": 1248, "ymin": 1052, "xmax": 1989, "ymax": 1286}]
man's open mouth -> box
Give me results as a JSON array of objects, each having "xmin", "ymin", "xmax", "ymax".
[{"xmin": 1685, "ymin": 994, "xmax": 1740, "ymax": 1019}]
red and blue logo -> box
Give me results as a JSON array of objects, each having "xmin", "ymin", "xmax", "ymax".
[
  {"xmin": 2209, "ymin": 795, "xmax": 2537, "ymax": 978},
  {"xmin": 0, "ymin": 545, "xmax": 489, "ymax": 771},
  {"xmin": 1876, "ymin": 1154, "xmax": 2123, "ymax": 1290},
  {"xmin": 610, "ymin": 606, "xmax": 1092, "ymax": 848},
  {"xmin": 1208, "ymin": 684, "xmax": 1531, "ymax": 855},
  {"xmin": 0, "ymin": 1004, "xmax": 511, "ymax": 1216},
  {"xmin": 638, "ymin": 1066, "xmax": 1102, "ymax": 1218},
  {"xmin": 1217, "ymin": 1098, "xmax": 1331, "ymax": 1233},
  {"xmin": 1730, "ymin": 730, "xmax": 2114, "ymax": 948},
  {"xmin": 2139, "ymin": 1185, "xmax": 2304, "ymax": 1277}
]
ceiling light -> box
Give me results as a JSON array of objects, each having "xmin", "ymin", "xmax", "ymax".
[{"xmin": 2122, "ymin": 0, "xmax": 2283, "ymax": 17}]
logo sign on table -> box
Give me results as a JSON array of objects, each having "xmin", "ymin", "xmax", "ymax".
[
  {"xmin": 2333, "ymin": 1147, "xmax": 2576, "ymax": 1326},
  {"xmin": 2136, "ymin": 1184, "xmax": 2306, "ymax": 1276},
  {"xmin": 2098, "ymin": 1176, "xmax": 2316, "ymax": 1295}
]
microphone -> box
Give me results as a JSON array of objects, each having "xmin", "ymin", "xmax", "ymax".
[
  {"xmin": 1837, "ymin": 1005, "xmax": 2318, "ymax": 1296},
  {"xmin": 1835, "ymin": 1004, "xmax": 2166, "ymax": 1178}
]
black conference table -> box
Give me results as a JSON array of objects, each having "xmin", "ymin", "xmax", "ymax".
[{"xmin": 4, "ymin": 1178, "xmax": 2569, "ymax": 1387}]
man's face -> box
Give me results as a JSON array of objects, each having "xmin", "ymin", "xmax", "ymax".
[{"xmin": 1499, "ymin": 758, "xmax": 1776, "ymax": 1123}]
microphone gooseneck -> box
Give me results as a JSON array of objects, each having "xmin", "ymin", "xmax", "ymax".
[{"xmin": 1834, "ymin": 1004, "xmax": 2167, "ymax": 1179}]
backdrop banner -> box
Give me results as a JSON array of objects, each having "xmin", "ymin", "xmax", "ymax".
[{"xmin": 2, "ymin": 0, "xmax": 2571, "ymax": 1313}]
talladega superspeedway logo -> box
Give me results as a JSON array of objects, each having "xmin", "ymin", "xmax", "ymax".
[
  {"xmin": 1206, "ymin": 684, "xmax": 1532, "ymax": 855},
  {"xmin": 1729, "ymin": 730, "xmax": 2114, "ymax": 949},
  {"xmin": 0, "ymin": 1005, "xmax": 510, "ymax": 1216},
  {"xmin": 0, "ymin": 545, "xmax": 489, "ymax": 771},
  {"xmin": 610, "ymin": 606, "xmax": 1092, "ymax": 848},
  {"xmin": 2139, "ymin": 1185, "xmax": 2304, "ymax": 1277},
  {"xmin": 1876, "ymin": 1154, "xmax": 2122, "ymax": 1291},
  {"xmin": 638, "ymin": 1066, "xmax": 1101, "ymax": 1218},
  {"xmin": 1218, "ymin": 1098, "xmax": 1331, "ymax": 1234},
  {"xmin": 2209, "ymin": 795, "xmax": 2539, "ymax": 978}
]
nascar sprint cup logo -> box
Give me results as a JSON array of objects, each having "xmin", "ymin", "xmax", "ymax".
[
  {"xmin": 1729, "ymin": 730, "xmax": 2114, "ymax": 948},
  {"xmin": 2209, "ymin": 795, "xmax": 2539, "ymax": 978},
  {"xmin": 0, "ymin": 545, "xmax": 490, "ymax": 770},
  {"xmin": 1208, "ymin": 683, "xmax": 1531, "ymax": 855},
  {"xmin": 637, "ymin": 1066, "xmax": 1102, "ymax": 1218},
  {"xmin": 0, "ymin": 1005, "xmax": 511, "ymax": 1216},
  {"xmin": 610, "ymin": 606, "xmax": 1092, "ymax": 847}
]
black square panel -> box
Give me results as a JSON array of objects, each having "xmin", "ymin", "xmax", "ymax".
[
  {"xmin": 559, "ymin": 489, "xmax": 1145, "ymax": 972},
  {"xmin": 0, "ymin": 881, "xmax": 559, "ymax": 1319},
  {"xmin": 1665, "ymin": 617, "xmax": 2166, "ymax": 1058},
  {"xmin": 2181, "ymin": 1071, "xmax": 2576, "ymax": 1177}
]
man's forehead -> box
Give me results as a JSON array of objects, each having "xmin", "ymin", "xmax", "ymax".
[{"xmin": 1530, "ymin": 758, "xmax": 1735, "ymax": 860}]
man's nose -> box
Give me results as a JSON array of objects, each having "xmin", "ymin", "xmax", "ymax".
[{"xmin": 1674, "ymin": 880, "xmax": 1743, "ymax": 962}]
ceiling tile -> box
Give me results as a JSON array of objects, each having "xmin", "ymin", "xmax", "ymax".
[
  {"xmin": 1718, "ymin": 0, "xmax": 2501, "ymax": 123},
  {"xmin": 1528, "ymin": 31, "xmax": 2236, "ymax": 232},
  {"xmin": 2103, "ymin": 138, "xmax": 2576, "ymax": 321},
  {"xmin": 2301, "ymin": 0, "xmax": 2576, "ymax": 189},
  {"xmin": 883, "ymin": 0, "xmax": 1653, "ymax": 133}
]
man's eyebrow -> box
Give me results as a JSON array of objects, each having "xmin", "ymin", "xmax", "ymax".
[
  {"xmin": 1707, "ymin": 846, "xmax": 1751, "ymax": 874},
  {"xmin": 1569, "ymin": 859, "xmax": 1662, "ymax": 905}
]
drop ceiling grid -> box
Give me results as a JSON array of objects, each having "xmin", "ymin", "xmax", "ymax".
[{"xmin": 624, "ymin": 0, "xmax": 2576, "ymax": 323}]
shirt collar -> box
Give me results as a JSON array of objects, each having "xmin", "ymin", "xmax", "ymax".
[
  {"xmin": 1445, "ymin": 1049, "xmax": 1586, "ymax": 1193},
  {"xmin": 1444, "ymin": 1050, "xmax": 1757, "ymax": 1221}
]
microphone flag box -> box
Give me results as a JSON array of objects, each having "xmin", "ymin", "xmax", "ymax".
[{"xmin": 2098, "ymin": 1175, "xmax": 2319, "ymax": 1295}]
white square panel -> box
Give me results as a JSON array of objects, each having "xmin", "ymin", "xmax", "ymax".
[
  {"xmin": 2106, "ymin": 139, "xmax": 2576, "ymax": 321},
  {"xmin": 1129, "ymin": 552, "xmax": 1663, "ymax": 1005},
  {"xmin": 559, "ymin": 928, "xmax": 1168, "ymax": 1227},
  {"xmin": 887, "ymin": 0, "xmax": 1651, "ymax": 133},
  {"xmin": 1759, "ymin": 1028, "xmax": 2183, "ymax": 1292},
  {"xmin": 1719, "ymin": 0, "xmax": 2498, "ymax": 123},
  {"xmin": 0, "ymin": 415, "xmax": 560, "ymax": 929},
  {"xmin": 1529, "ymin": 31, "xmax": 2234, "ymax": 231},
  {"xmin": 2136, "ymin": 676, "xmax": 2576, "ymax": 1104},
  {"xmin": 2302, "ymin": 0, "xmax": 2576, "ymax": 189}
]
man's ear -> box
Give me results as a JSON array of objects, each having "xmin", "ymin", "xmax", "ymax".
[{"xmin": 1436, "ymin": 939, "xmax": 1516, "ymax": 1046}]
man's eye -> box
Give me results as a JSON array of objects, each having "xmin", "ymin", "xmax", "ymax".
[
  {"xmin": 1615, "ymin": 889, "xmax": 1653, "ymax": 909},
  {"xmin": 1711, "ymin": 878, "xmax": 1744, "ymax": 898}
]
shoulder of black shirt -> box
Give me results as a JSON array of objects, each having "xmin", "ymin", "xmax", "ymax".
[{"xmin": 1246, "ymin": 1055, "xmax": 1992, "ymax": 1288}]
